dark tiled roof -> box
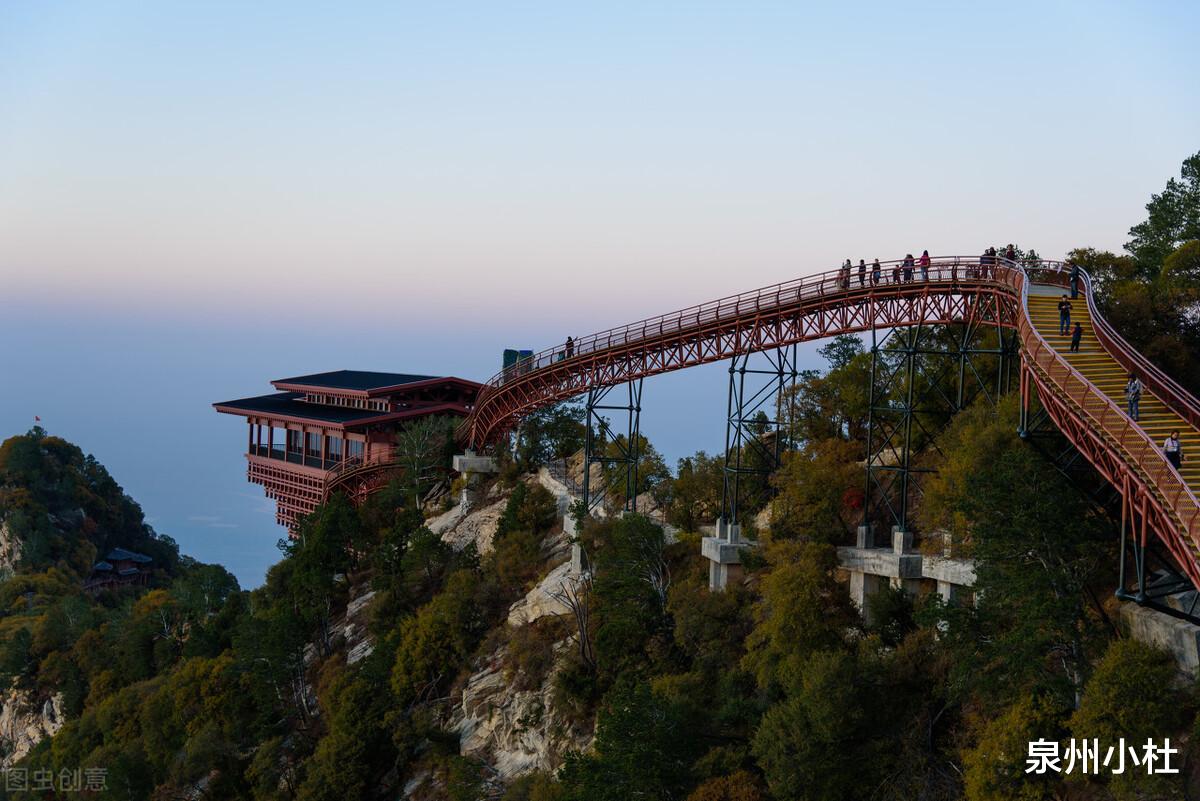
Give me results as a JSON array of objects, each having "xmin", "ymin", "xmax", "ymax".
[
  {"xmin": 272, "ymin": 370, "xmax": 438, "ymax": 391},
  {"xmin": 213, "ymin": 392, "xmax": 385, "ymax": 424},
  {"xmin": 92, "ymin": 561, "xmax": 113, "ymax": 572},
  {"xmin": 107, "ymin": 547, "xmax": 152, "ymax": 564}
]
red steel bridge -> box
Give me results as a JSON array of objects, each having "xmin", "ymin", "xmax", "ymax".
[{"xmin": 458, "ymin": 257, "xmax": 1200, "ymax": 609}]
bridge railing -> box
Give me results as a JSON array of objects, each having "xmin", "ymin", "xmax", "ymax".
[
  {"xmin": 1002, "ymin": 261, "xmax": 1200, "ymax": 541},
  {"xmin": 480, "ymin": 255, "xmax": 1009, "ymax": 396}
]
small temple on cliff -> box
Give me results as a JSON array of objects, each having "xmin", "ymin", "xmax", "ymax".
[{"xmin": 214, "ymin": 370, "xmax": 482, "ymax": 530}]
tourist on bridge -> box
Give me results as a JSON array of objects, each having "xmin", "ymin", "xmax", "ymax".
[
  {"xmin": 1005, "ymin": 244, "xmax": 1016, "ymax": 262},
  {"xmin": 840, "ymin": 259, "xmax": 852, "ymax": 290},
  {"xmin": 1069, "ymin": 322, "xmax": 1083, "ymax": 352},
  {"xmin": 1058, "ymin": 294, "xmax": 1072, "ymax": 335},
  {"xmin": 1164, "ymin": 431, "xmax": 1185, "ymax": 470},
  {"xmin": 565, "ymin": 336, "xmax": 574, "ymax": 359},
  {"xmin": 871, "ymin": 258, "xmax": 881, "ymax": 285},
  {"xmin": 892, "ymin": 262, "xmax": 902, "ymax": 284},
  {"xmin": 918, "ymin": 249, "xmax": 931, "ymax": 280},
  {"xmin": 902, "ymin": 254, "xmax": 915, "ymax": 282},
  {"xmin": 858, "ymin": 259, "xmax": 867, "ymax": 286},
  {"xmin": 1069, "ymin": 262, "xmax": 1081, "ymax": 299},
  {"xmin": 1126, "ymin": 373, "xmax": 1143, "ymax": 422}
]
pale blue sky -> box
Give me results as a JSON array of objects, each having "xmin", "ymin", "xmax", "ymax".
[{"xmin": 1, "ymin": 1, "xmax": 1197, "ymax": 586}]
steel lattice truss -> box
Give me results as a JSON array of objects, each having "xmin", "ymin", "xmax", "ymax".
[
  {"xmin": 464, "ymin": 264, "xmax": 1019, "ymax": 447},
  {"xmin": 458, "ymin": 257, "xmax": 1200, "ymax": 591}
]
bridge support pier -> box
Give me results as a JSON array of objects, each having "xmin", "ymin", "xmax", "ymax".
[
  {"xmin": 581, "ymin": 379, "xmax": 643, "ymax": 516},
  {"xmin": 863, "ymin": 316, "xmax": 1017, "ymax": 535},
  {"xmin": 720, "ymin": 345, "xmax": 798, "ymax": 532}
]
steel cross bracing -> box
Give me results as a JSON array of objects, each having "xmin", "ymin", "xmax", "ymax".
[
  {"xmin": 459, "ymin": 257, "xmax": 1200, "ymax": 594},
  {"xmin": 863, "ymin": 312, "xmax": 1020, "ymax": 533},
  {"xmin": 720, "ymin": 345, "xmax": 799, "ymax": 530},
  {"xmin": 463, "ymin": 259, "xmax": 1022, "ymax": 448},
  {"xmin": 581, "ymin": 379, "xmax": 644, "ymax": 515}
]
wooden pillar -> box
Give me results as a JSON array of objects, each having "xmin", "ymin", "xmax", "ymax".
[{"xmin": 320, "ymin": 430, "xmax": 328, "ymax": 468}]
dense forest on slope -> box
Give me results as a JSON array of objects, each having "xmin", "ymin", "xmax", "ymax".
[{"xmin": 0, "ymin": 151, "xmax": 1198, "ymax": 801}]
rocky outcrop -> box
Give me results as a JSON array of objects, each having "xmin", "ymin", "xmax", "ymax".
[
  {"xmin": 0, "ymin": 520, "xmax": 22, "ymax": 579},
  {"xmin": 428, "ymin": 495, "xmax": 508, "ymax": 556},
  {"xmin": 453, "ymin": 640, "xmax": 593, "ymax": 779},
  {"xmin": 0, "ymin": 689, "xmax": 65, "ymax": 767},
  {"xmin": 506, "ymin": 561, "xmax": 573, "ymax": 627}
]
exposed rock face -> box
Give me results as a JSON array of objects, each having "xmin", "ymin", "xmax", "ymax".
[
  {"xmin": 506, "ymin": 561, "xmax": 573, "ymax": 627},
  {"xmin": 0, "ymin": 520, "xmax": 23, "ymax": 579},
  {"xmin": 428, "ymin": 496, "xmax": 508, "ymax": 556},
  {"xmin": 453, "ymin": 641, "xmax": 593, "ymax": 779},
  {"xmin": 0, "ymin": 690, "xmax": 65, "ymax": 768}
]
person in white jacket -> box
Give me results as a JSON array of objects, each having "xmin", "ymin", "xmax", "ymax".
[{"xmin": 1164, "ymin": 431, "xmax": 1184, "ymax": 470}]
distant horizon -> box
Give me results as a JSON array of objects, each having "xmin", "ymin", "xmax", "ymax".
[{"xmin": 3, "ymin": 0, "xmax": 1198, "ymax": 586}]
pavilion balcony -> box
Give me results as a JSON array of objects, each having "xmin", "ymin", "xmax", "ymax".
[{"xmin": 247, "ymin": 445, "xmax": 346, "ymax": 472}]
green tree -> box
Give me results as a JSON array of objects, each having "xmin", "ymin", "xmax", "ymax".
[
  {"xmin": 962, "ymin": 695, "xmax": 1068, "ymax": 801},
  {"xmin": 768, "ymin": 439, "xmax": 862, "ymax": 542},
  {"xmin": 920, "ymin": 399, "xmax": 1110, "ymax": 708},
  {"xmin": 751, "ymin": 650, "xmax": 865, "ymax": 801},
  {"xmin": 559, "ymin": 682, "xmax": 702, "ymax": 801},
  {"xmin": 667, "ymin": 451, "xmax": 723, "ymax": 532},
  {"xmin": 1125, "ymin": 150, "xmax": 1200, "ymax": 268},
  {"xmin": 516, "ymin": 401, "xmax": 586, "ymax": 470},
  {"xmin": 742, "ymin": 540, "xmax": 857, "ymax": 690},
  {"xmin": 390, "ymin": 569, "xmax": 486, "ymax": 707},
  {"xmin": 1068, "ymin": 638, "xmax": 1187, "ymax": 800},
  {"xmin": 394, "ymin": 415, "xmax": 457, "ymax": 508}
]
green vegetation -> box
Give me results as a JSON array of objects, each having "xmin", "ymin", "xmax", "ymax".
[{"xmin": 1, "ymin": 151, "xmax": 1198, "ymax": 800}]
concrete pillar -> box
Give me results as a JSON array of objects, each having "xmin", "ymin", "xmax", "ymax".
[
  {"xmin": 570, "ymin": 543, "xmax": 589, "ymax": 575},
  {"xmin": 856, "ymin": 524, "xmax": 874, "ymax": 548},
  {"xmin": 887, "ymin": 527, "xmax": 921, "ymax": 594},
  {"xmin": 702, "ymin": 536, "xmax": 748, "ymax": 592},
  {"xmin": 850, "ymin": 571, "xmax": 883, "ymax": 624},
  {"xmin": 708, "ymin": 560, "xmax": 745, "ymax": 592}
]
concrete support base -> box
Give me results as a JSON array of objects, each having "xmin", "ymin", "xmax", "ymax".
[
  {"xmin": 452, "ymin": 450, "xmax": 498, "ymax": 474},
  {"xmin": 839, "ymin": 526, "xmax": 977, "ymax": 617},
  {"xmin": 1120, "ymin": 601, "xmax": 1200, "ymax": 679},
  {"xmin": 702, "ymin": 535, "xmax": 752, "ymax": 591}
]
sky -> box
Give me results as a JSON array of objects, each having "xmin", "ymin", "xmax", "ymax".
[{"xmin": 1, "ymin": 1, "xmax": 1198, "ymax": 587}]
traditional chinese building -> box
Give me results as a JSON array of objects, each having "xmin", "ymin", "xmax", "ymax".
[
  {"xmin": 85, "ymin": 547, "xmax": 153, "ymax": 594},
  {"xmin": 214, "ymin": 370, "xmax": 481, "ymax": 530}
]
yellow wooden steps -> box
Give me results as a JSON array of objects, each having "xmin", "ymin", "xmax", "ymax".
[{"xmin": 1027, "ymin": 290, "xmax": 1200, "ymax": 497}]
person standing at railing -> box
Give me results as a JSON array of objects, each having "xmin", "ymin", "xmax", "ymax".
[
  {"xmin": 871, "ymin": 258, "xmax": 881, "ymax": 286},
  {"xmin": 840, "ymin": 259, "xmax": 852, "ymax": 290},
  {"xmin": 1126, "ymin": 373, "xmax": 1143, "ymax": 422},
  {"xmin": 1058, "ymin": 294, "xmax": 1072, "ymax": 335},
  {"xmin": 858, "ymin": 259, "xmax": 866, "ymax": 287},
  {"xmin": 918, "ymin": 250, "xmax": 930, "ymax": 280},
  {"xmin": 1069, "ymin": 262, "xmax": 1080, "ymax": 299},
  {"xmin": 1069, "ymin": 322, "xmax": 1083, "ymax": 352},
  {"xmin": 902, "ymin": 254, "xmax": 915, "ymax": 282},
  {"xmin": 1164, "ymin": 431, "xmax": 1185, "ymax": 470},
  {"xmin": 565, "ymin": 336, "xmax": 574, "ymax": 359},
  {"xmin": 892, "ymin": 262, "xmax": 902, "ymax": 284}
]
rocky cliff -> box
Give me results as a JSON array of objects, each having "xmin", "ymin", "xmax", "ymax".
[{"xmin": 0, "ymin": 689, "xmax": 64, "ymax": 768}]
